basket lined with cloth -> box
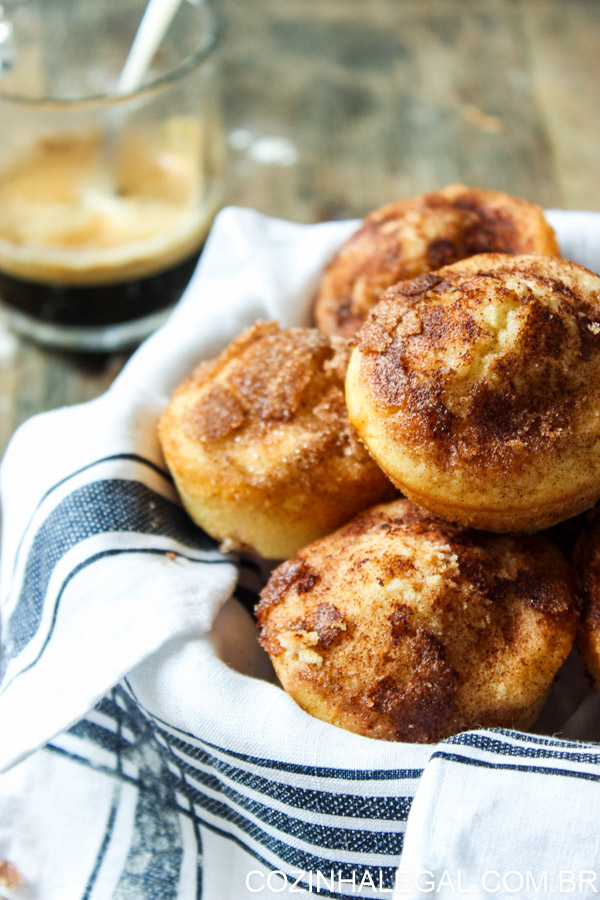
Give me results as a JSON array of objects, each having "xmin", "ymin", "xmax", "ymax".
[{"xmin": 2, "ymin": 207, "xmax": 600, "ymax": 900}]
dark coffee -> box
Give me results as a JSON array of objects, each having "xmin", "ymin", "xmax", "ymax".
[
  {"xmin": 0, "ymin": 250, "xmax": 201, "ymax": 328},
  {"xmin": 0, "ymin": 128, "xmax": 218, "ymax": 347}
]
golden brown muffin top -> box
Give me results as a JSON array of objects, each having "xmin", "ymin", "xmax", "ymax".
[
  {"xmin": 257, "ymin": 499, "xmax": 577, "ymax": 743},
  {"xmin": 354, "ymin": 253, "xmax": 600, "ymax": 476},
  {"xmin": 182, "ymin": 322, "xmax": 346, "ymax": 440},
  {"xmin": 172, "ymin": 321, "xmax": 391, "ymax": 495},
  {"xmin": 315, "ymin": 184, "xmax": 559, "ymax": 337}
]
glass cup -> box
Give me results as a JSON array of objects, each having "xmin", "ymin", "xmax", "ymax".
[{"xmin": 0, "ymin": 0, "xmax": 222, "ymax": 351}]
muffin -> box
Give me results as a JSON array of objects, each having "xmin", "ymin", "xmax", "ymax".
[
  {"xmin": 346, "ymin": 253, "xmax": 600, "ymax": 532},
  {"xmin": 314, "ymin": 184, "xmax": 559, "ymax": 338},
  {"xmin": 158, "ymin": 322, "xmax": 395, "ymax": 559},
  {"xmin": 257, "ymin": 499, "xmax": 577, "ymax": 742},
  {"xmin": 573, "ymin": 508, "xmax": 600, "ymax": 683}
]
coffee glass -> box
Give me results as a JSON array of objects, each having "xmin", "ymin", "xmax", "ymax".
[{"xmin": 0, "ymin": 0, "xmax": 222, "ymax": 351}]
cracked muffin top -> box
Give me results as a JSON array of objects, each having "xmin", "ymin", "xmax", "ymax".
[
  {"xmin": 158, "ymin": 321, "xmax": 394, "ymax": 558},
  {"xmin": 345, "ymin": 253, "xmax": 600, "ymax": 531},
  {"xmin": 314, "ymin": 185, "xmax": 559, "ymax": 338},
  {"xmin": 257, "ymin": 499, "xmax": 577, "ymax": 742}
]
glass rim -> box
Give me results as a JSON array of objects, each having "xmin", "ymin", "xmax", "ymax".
[{"xmin": 0, "ymin": 2, "xmax": 219, "ymax": 109}]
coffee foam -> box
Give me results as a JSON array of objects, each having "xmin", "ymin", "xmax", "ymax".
[{"xmin": 0, "ymin": 121, "xmax": 218, "ymax": 285}]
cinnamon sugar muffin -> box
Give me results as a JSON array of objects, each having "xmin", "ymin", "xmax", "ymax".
[
  {"xmin": 314, "ymin": 184, "xmax": 559, "ymax": 338},
  {"xmin": 346, "ymin": 253, "xmax": 600, "ymax": 532},
  {"xmin": 573, "ymin": 508, "xmax": 600, "ymax": 683},
  {"xmin": 158, "ymin": 322, "xmax": 395, "ymax": 559},
  {"xmin": 257, "ymin": 499, "xmax": 577, "ymax": 742}
]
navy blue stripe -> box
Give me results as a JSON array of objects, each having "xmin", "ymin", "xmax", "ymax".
[
  {"xmin": 486, "ymin": 727, "xmax": 595, "ymax": 751},
  {"xmin": 114, "ymin": 769, "xmax": 183, "ymax": 898},
  {"xmin": 70, "ymin": 719, "xmax": 129, "ymax": 757},
  {"xmin": 169, "ymin": 759, "xmax": 405, "ymax": 854},
  {"xmin": 175, "ymin": 807, "xmax": 383, "ymax": 900},
  {"xmin": 2, "ymin": 478, "xmax": 219, "ymax": 677},
  {"xmin": 180, "ymin": 735, "xmax": 422, "ymax": 783},
  {"xmin": 68, "ymin": 712, "xmax": 412, "ymax": 844},
  {"xmin": 47, "ymin": 741, "xmax": 379, "ymax": 900},
  {"xmin": 9, "ymin": 453, "xmax": 172, "ymax": 581},
  {"xmin": 112, "ymin": 688, "xmax": 403, "ymax": 880},
  {"xmin": 57, "ymin": 713, "xmax": 396, "ymax": 898},
  {"xmin": 39, "ymin": 453, "xmax": 171, "ymax": 503},
  {"xmin": 70, "ymin": 719, "xmax": 412, "ymax": 822},
  {"xmin": 186, "ymin": 786, "xmax": 399, "ymax": 885},
  {"xmin": 159, "ymin": 731, "xmax": 204, "ymax": 900},
  {"xmin": 82, "ymin": 788, "xmax": 120, "ymax": 900},
  {"xmin": 46, "ymin": 743, "xmax": 141, "ymax": 789},
  {"xmin": 114, "ymin": 687, "xmax": 124, "ymax": 780},
  {"xmin": 58, "ymin": 690, "xmax": 402, "ymax": 900},
  {"xmin": 124, "ymin": 678, "xmax": 423, "ymax": 783},
  {"xmin": 446, "ymin": 731, "xmax": 600, "ymax": 766},
  {"xmin": 54, "ymin": 704, "xmax": 187, "ymax": 900},
  {"xmin": 1, "ymin": 546, "xmax": 230, "ymax": 695},
  {"xmin": 431, "ymin": 749, "xmax": 600, "ymax": 782},
  {"xmin": 167, "ymin": 735, "xmax": 413, "ymax": 821},
  {"xmin": 110, "ymin": 689, "xmax": 411, "ymax": 849},
  {"xmin": 96, "ymin": 694, "xmax": 130, "ymax": 724},
  {"xmin": 101, "ymin": 687, "xmax": 185, "ymax": 900}
]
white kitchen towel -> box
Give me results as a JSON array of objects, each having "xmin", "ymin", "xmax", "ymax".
[
  {"xmin": 394, "ymin": 727, "xmax": 600, "ymax": 900},
  {"xmin": 0, "ymin": 207, "xmax": 599, "ymax": 900}
]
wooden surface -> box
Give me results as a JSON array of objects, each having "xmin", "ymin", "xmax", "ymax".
[{"xmin": 1, "ymin": 0, "xmax": 600, "ymax": 455}]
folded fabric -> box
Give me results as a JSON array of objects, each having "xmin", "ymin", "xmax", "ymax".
[
  {"xmin": 395, "ymin": 727, "xmax": 600, "ymax": 900},
  {"xmin": 1, "ymin": 207, "xmax": 599, "ymax": 900}
]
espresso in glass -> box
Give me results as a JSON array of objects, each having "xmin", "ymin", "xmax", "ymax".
[{"xmin": 0, "ymin": 0, "xmax": 222, "ymax": 350}]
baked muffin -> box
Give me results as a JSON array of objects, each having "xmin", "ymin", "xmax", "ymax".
[
  {"xmin": 257, "ymin": 499, "xmax": 577, "ymax": 742},
  {"xmin": 346, "ymin": 254, "xmax": 600, "ymax": 532},
  {"xmin": 314, "ymin": 184, "xmax": 559, "ymax": 338},
  {"xmin": 573, "ymin": 508, "xmax": 600, "ymax": 683},
  {"xmin": 158, "ymin": 322, "xmax": 395, "ymax": 559}
]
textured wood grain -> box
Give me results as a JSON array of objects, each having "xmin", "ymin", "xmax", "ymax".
[
  {"xmin": 1, "ymin": 0, "xmax": 599, "ymax": 456},
  {"xmin": 520, "ymin": 0, "xmax": 600, "ymax": 210}
]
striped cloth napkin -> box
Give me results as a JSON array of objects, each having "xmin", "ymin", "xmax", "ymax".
[{"xmin": 1, "ymin": 207, "xmax": 600, "ymax": 900}]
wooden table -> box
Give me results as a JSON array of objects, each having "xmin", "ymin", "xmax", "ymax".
[{"xmin": 1, "ymin": 0, "xmax": 599, "ymax": 456}]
